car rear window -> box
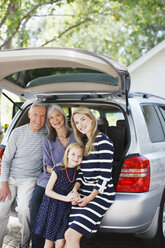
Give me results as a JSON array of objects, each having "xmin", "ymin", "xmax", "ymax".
[{"xmin": 5, "ymin": 68, "xmax": 117, "ymax": 89}]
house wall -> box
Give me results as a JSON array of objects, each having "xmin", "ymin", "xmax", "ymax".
[{"xmin": 129, "ymin": 49, "xmax": 165, "ymax": 98}]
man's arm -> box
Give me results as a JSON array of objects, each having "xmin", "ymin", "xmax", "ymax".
[
  {"xmin": 0, "ymin": 130, "xmax": 17, "ymax": 201},
  {"xmin": 0, "ymin": 181, "xmax": 11, "ymax": 201}
]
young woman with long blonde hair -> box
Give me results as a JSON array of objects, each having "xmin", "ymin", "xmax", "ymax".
[{"xmin": 64, "ymin": 108, "xmax": 115, "ymax": 248}]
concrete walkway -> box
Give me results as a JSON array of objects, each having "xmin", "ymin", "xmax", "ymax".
[
  {"xmin": 3, "ymin": 216, "xmax": 22, "ymax": 248},
  {"xmin": 2, "ymin": 216, "xmax": 145, "ymax": 248}
]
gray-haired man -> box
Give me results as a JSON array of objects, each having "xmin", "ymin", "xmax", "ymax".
[{"xmin": 0, "ymin": 102, "xmax": 46, "ymax": 248}]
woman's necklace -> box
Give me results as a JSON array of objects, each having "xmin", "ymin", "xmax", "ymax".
[
  {"xmin": 66, "ymin": 168, "xmax": 77, "ymax": 183},
  {"xmin": 57, "ymin": 131, "xmax": 67, "ymax": 139},
  {"xmin": 58, "ymin": 135, "xmax": 69, "ymax": 149}
]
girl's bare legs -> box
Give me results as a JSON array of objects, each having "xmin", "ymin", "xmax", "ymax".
[
  {"xmin": 64, "ymin": 228, "xmax": 82, "ymax": 248},
  {"xmin": 44, "ymin": 239, "xmax": 54, "ymax": 248},
  {"xmin": 55, "ymin": 239, "xmax": 65, "ymax": 248}
]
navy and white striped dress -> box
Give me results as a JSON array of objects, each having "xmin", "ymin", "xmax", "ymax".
[{"xmin": 69, "ymin": 133, "xmax": 115, "ymax": 238}]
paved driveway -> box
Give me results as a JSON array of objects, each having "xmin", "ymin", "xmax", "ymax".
[
  {"xmin": 80, "ymin": 232, "xmax": 145, "ymax": 248},
  {"xmin": 3, "ymin": 216, "xmax": 145, "ymax": 248}
]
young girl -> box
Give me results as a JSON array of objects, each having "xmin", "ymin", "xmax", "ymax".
[{"xmin": 34, "ymin": 142, "xmax": 84, "ymax": 248}]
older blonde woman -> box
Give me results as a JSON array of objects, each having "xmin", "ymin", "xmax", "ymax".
[{"xmin": 64, "ymin": 108, "xmax": 115, "ymax": 248}]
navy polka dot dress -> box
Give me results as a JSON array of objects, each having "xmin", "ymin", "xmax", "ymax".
[
  {"xmin": 69, "ymin": 133, "xmax": 115, "ymax": 238},
  {"xmin": 34, "ymin": 166, "xmax": 77, "ymax": 241}
]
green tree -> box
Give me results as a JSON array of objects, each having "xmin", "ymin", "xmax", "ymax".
[
  {"xmin": 0, "ymin": 0, "xmax": 165, "ymax": 65},
  {"xmin": 0, "ymin": 0, "xmax": 76, "ymax": 48}
]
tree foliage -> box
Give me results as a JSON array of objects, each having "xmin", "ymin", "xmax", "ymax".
[{"xmin": 0, "ymin": 0, "xmax": 165, "ymax": 65}]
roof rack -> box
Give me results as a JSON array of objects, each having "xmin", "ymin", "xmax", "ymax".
[{"xmin": 129, "ymin": 92, "xmax": 165, "ymax": 100}]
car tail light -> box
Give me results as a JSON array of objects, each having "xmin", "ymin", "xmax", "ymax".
[
  {"xmin": 116, "ymin": 155, "xmax": 150, "ymax": 193},
  {"xmin": 0, "ymin": 149, "xmax": 3, "ymax": 175}
]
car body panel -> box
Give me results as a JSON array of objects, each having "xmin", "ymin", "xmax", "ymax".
[
  {"xmin": 128, "ymin": 98, "xmax": 165, "ymax": 193},
  {"xmin": 100, "ymin": 189, "xmax": 162, "ymax": 233}
]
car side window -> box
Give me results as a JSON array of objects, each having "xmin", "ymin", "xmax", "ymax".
[
  {"xmin": 141, "ymin": 104, "xmax": 165, "ymax": 143},
  {"xmin": 159, "ymin": 105, "xmax": 165, "ymax": 121}
]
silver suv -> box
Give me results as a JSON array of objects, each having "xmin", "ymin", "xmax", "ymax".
[{"xmin": 0, "ymin": 47, "xmax": 165, "ymax": 248}]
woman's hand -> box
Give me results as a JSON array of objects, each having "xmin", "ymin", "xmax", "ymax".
[
  {"xmin": 77, "ymin": 196, "xmax": 91, "ymax": 207},
  {"xmin": 46, "ymin": 165, "xmax": 53, "ymax": 174},
  {"xmin": 77, "ymin": 189, "xmax": 99, "ymax": 206}
]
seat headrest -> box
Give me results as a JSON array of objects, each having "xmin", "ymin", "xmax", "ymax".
[
  {"xmin": 97, "ymin": 117, "xmax": 108, "ymax": 126},
  {"xmin": 116, "ymin": 119, "xmax": 126, "ymax": 127}
]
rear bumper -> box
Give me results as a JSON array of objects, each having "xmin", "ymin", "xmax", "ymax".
[{"xmin": 100, "ymin": 189, "xmax": 161, "ymax": 234}]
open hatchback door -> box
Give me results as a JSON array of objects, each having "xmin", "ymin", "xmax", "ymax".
[{"xmin": 0, "ymin": 47, "xmax": 130, "ymax": 109}]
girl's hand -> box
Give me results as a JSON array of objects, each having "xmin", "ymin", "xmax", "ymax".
[
  {"xmin": 71, "ymin": 191, "xmax": 81, "ymax": 205},
  {"xmin": 66, "ymin": 192, "xmax": 81, "ymax": 202},
  {"xmin": 74, "ymin": 191, "xmax": 81, "ymax": 201},
  {"xmin": 66, "ymin": 192, "xmax": 76, "ymax": 202}
]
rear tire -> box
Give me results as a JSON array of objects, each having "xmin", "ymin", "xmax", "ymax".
[{"xmin": 143, "ymin": 190, "xmax": 165, "ymax": 248}]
